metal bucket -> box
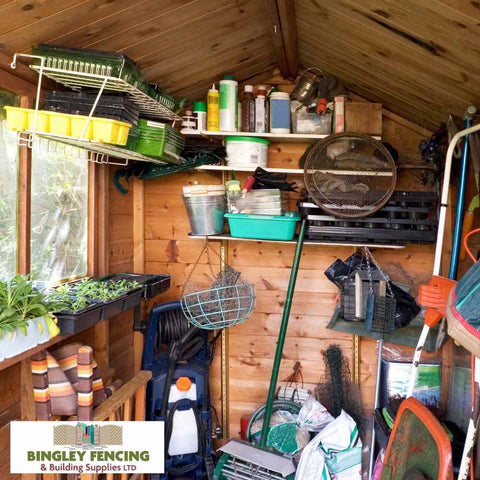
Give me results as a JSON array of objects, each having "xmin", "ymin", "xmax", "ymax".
[{"xmin": 182, "ymin": 194, "xmax": 226, "ymax": 235}]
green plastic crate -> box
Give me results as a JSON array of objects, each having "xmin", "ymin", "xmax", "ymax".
[{"xmin": 225, "ymin": 212, "xmax": 300, "ymax": 240}]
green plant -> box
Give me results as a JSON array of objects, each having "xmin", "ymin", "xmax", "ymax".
[{"xmin": 0, "ymin": 274, "xmax": 66, "ymax": 339}]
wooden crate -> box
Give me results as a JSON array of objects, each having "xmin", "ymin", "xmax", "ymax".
[{"xmin": 345, "ymin": 102, "xmax": 382, "ymax": 135}]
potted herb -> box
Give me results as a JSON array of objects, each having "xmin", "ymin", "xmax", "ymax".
[{"xmin": 0, "ymin": 275, "xmax": 65, "ymax": 361}]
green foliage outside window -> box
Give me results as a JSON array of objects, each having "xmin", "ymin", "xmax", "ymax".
[
  {"xmin": 31, "ymin": 139, "xmax": 89, "ymax": 283},
  {"xmin": 0, "ymin": 90, "xmax": 19, "ymax": 280}
]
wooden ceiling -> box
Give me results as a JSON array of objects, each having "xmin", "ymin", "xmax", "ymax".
[{"xmin": 0, "ymin": 0, "xmax": 479, "ymax": 129}]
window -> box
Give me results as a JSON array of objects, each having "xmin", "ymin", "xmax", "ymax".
[
  {"xmin": 0, "ymin": 90, "xmax": 19, "ymax": 280},
  {"xmin": 30, "ymin": 140, "xmax": 89, "ymax": 283}
]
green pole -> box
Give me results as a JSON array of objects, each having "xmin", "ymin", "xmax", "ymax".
[{"xmin": 259, "ymin": 219, "xmax": 306, "ymax": 447}]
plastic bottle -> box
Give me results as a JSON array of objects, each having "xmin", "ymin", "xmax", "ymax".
[
  {"xmin": 193, "ymin": 101, "xmax": 207, "ymax": 131},
  {"xmin": 270, "ymin": 91, "xmax": 291, "ymax": 134},
  {"xmin": 255, "ymin": 85, "xmax": 267, "ymax": 133},
  {"xmin": 237, "ymin": 101, "xmax": 242, "ymax": 132},
  {"xmin": 241, "ymin": 85, "xmax": 255, "ymax": 132},
  {"xmin": 219, "ymin": 75, "xmax": 238, "ymax": 132},
  {"xmin": 207, "ymin": 84, "xmax": 219, "ymax": 131}
]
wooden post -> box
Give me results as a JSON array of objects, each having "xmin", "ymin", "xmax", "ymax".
[
  {"xmin": 133, "ymin": 177, "xmax": 145, "ymax": 374},
  {"xmin": 93, "ymin": 164, "xmax": 110, "ymax": 370},
  {"xmin": 17, "ymin": 96, "xmax": 32, "ymax": 275}
]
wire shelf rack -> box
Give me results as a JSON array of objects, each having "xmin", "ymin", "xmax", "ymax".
[
  {"xmin": 9, "ymin": 129, "xmax": 177, "ymax": 166},
  {"xmin": 30, "ymin": 65, "xmax": 182, "ymax": 122}
]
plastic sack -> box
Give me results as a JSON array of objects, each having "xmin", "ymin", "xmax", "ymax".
[
  {"xmin": 268, "ymin": 423, "xmax": 311, "ymax": 454},
  {"xmin": 295, "ymin": 410, "xmax": 362, "ymax": 480},
  {"xmin": 297, "ymin": 395, "xmax": 334, "ymax": 432},
  {"xmin": 250, "ymin": 410, "xmax": 296, "ymax": 443},
  {"xmin": 252, "ymin": 167, "xmax": 298, "ymax": 191}
]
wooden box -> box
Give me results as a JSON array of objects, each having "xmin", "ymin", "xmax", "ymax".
[{"xmin": 344, "ymin": 102, "xmax": 382, "ymax": 136}]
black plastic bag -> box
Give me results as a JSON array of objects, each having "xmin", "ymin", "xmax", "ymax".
[
  {"xmin": 324, "ymin": 253, "xmax": 362, "ymax": 289},
  {"xmin": 252, "ymin": 167, "xmax": 297, "ymax": 191},
  {"xmin": 324, "ymin": 253, "xmax": 420, "ymax": 328}
]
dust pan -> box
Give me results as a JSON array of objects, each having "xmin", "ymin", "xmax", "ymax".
[
  {"xmin": 213, "ymin": 222, "xmax": 308, "ymax": 480},
  {"xmin": 381, "ymin": 397, "xmax": 453, "ymax": 480}
]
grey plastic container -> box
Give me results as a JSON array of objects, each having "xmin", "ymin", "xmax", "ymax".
[{"xmin": 182, "ymin": 194, "xmax": 226, "ymax": 235}]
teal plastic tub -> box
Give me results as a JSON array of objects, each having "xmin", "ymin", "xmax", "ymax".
[{"xmin": 225, "ymin": 212, "xmax": 300, "ymax": 240}]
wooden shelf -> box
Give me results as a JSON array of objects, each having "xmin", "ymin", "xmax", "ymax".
[
  {"xmin": 188, "ymin": 233, "xmax": 405, "ymax": 249},
  {"xmin": 327, "ymin": 307, "xmax": 440, "ymax": 351},
  {"xmin": 0, "ymin": 334, "xmax": 69, "ymax": 373},
  {"xmin": 197, "ymin": 164, "xmax": 394, "ymax": 175},
  {"xmin": 196, "ymin": 164, "xmax": 304, "ymax": 174},
  {"xmin": 185, "ymin": 130, "xmax": 381, "ymax": 143}
]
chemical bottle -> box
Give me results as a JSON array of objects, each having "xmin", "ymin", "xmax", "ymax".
[
  {"xmin": 237, "ymin": 101, "xmax": 242, "ymax": 132},
  {"xmin": 255, "ymin": 85, "xmax": 267, "ymax": 133},
  {"xmin": 207, "ymin": 84, "xmax": 219, "ymax": 131},
  {"xmin": 219, "ymin": 75, "xmax": 238, "ymax": 132},
  {"xmin": 193, "ymin": 101, "xmax": 207, "ymax": 131},
  {"xmin": 241, "ymin": 85, "xmax": 255, "ymax": 132}
]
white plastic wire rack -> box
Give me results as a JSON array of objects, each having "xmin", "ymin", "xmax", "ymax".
[{"xmin": 28, "ymin": 66, "xmax": 182, "ymax": 122}]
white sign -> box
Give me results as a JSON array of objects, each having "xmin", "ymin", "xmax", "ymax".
[{"xmin": 11, "ymin": 421, "xmax": 164, "ymax": 475}]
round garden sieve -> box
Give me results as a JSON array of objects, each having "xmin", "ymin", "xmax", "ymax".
[{"xmin": 304, "ymin": 133, "xmax": 397, "ymax": 218}]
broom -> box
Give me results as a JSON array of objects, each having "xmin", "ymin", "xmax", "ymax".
[{"xmin": 213, "ymin": 221, "xmax": 307, "ymax": 480}]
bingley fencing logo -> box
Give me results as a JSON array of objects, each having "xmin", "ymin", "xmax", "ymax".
[
  {"xmin": 10, "ymin": 421, "xmax": 164, "ymax": 475},
  {"xmin": 54, "ymin": 423, "xmax": 122, "ymax": 447}
]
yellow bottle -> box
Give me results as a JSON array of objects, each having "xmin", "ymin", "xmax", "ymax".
[{"xmin": 207, "ymin": 83, "xmax": 219, "ymax": 131}]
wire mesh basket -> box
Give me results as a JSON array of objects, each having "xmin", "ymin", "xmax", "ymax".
[
  {"xmin": 181, "ymin": 282, "xmax": 256, "ymax": 330},
  {"xmin": 180, "ymin": 244, "xmax": 256, "ymax": 329}
]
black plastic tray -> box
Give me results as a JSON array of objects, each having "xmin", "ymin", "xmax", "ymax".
[
  {"xmin": 55, "ymin": 304, "xmax": 103, "ymax": 335},
  {"xmin": 55, "ymin": 287, "xmax": 144, "ymax": 335},
  {"xmin": 95, "ymin": 273, "xmax": 171, "ymax": 299}
]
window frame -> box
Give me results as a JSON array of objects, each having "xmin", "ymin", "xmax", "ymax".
[{"xmin": 0, "ymin": 80, "xmax": 108, "ymax": 281}]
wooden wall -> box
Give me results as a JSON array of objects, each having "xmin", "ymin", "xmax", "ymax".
[
  {"xmin": 140, "ymin": 98, "xmax": 435, "ymax": 438},
  {"xmin": 108, "ymin": 172, "xmax": 136, "ymax": 384}
]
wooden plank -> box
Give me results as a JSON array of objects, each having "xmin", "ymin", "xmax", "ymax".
[
  {"xmin": 133, "ymin": 177, "xmax": 145, "ymax": 374},
  {"xmin": 0, "ymin": 336, "xmax": 68, "ymax": 374},
  {"xmin": 17, "ymin": 95, "xmax": 32, "ymax": 275},
  {"xmin": 94, "ymin": 164, "xmax": 110, "ymax": 370},
  {"xmin": 0, "ymin": 0, "xmax": 141, "ymax": 53},
  {"xmin": 277, "ymin": 0, "xmax": 299, "ymax": 77},
  {"xmin": 264, "ymin": 0, "xmax": 290, "ymax": 78}
]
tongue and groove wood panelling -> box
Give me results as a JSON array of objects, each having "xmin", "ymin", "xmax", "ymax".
[
  {"xmin": 139, "ymin": 104, "xmax": 435, "ymax": 438},
  {"xmin": 0, "ymin": 0, "xmax": 478, "ymax": 127},
  {"xmin": 296, "ymin": 0, "xmax": 480, "ymax": 130},
  {"xmin": 0, "ymin": 0, "xmax": 276, "ymax": 106}
]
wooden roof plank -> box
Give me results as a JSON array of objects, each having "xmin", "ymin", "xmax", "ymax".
[{"xmin": 298, "ymin": 20, "xmax": 475, "ymax": 117}]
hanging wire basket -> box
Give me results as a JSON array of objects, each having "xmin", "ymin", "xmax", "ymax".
[{"xmin": 180, "ymin": 243, "xmax": 256, "ymax": 330}]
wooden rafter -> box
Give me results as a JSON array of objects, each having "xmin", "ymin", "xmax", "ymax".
[{"xmin": 265, "ymin": 0, "xmax": 299, "ymax": 79}]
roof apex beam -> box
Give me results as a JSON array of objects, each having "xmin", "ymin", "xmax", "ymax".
[{"xmin": 265, "ymin": 0, "xmax": 299, "ymax": 79}]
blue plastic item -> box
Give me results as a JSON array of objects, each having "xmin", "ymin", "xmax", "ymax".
[
  {"xmin": 142, "ymin": 301, "xmax": 213, "ymax": 480},
  {"xmin": 449, "ymin": 113, "xmax": 473, "ymax": 279},
  {"xmin": 225, "ymin": 212, "xmax": 299, "ymax": 240}
]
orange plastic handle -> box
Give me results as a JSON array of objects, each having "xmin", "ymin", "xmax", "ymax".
[{"xmin": 459, "ymin": 211, "xmax": 474, "ymax": 261}]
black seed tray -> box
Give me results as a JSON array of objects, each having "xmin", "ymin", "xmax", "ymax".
[
  {"xmin": 95, "ymin": 273, "xmax": 171, "ymax": 299},
  {"xmin": 55, "ymin": 303, "xmax": 103, "ymax": 335}
]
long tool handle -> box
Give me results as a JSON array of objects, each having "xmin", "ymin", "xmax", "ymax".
[
  {"xmin": 259, "ymin": 220, "xmax": 306, "ymax": 448},
  {"xmin": 368, "ymin": 340, "xmax": 383, "ymax": 480}
]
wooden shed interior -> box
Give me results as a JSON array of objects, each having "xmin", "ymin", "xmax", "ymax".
[{"xmin": 0, "ymin": 1, "xmax": 479, "ymax": 479}]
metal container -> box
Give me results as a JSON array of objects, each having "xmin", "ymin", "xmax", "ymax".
[{"xmin": 182, "ymin": 194, "xmax": 226, "ymax": 235}]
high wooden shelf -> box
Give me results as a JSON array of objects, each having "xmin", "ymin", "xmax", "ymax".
[
  {"xmin": 185, "ymin": 130, "xmax": 381, "ymax": 143},
  {"xmin": 188, "ymin": 233, "xmax": 405, "ymax": 249}
]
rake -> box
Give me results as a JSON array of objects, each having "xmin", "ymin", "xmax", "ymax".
[{"xmin": 213, "ymin": 220, "xmax": 307, "ymax": 480}]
